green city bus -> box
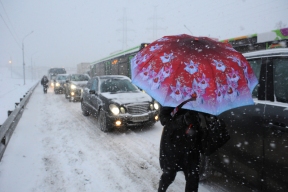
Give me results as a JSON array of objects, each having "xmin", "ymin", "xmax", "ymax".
[
  {"xmin": 221, "ymin": 27, "xmax": 288, "ymax": 53},
  {"xmin": 89, "ymin": 43, "xmax": 148, "ymax": 78}
]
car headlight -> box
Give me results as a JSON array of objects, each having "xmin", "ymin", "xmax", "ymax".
[
  {"xmin": 154, "ymin": 102, "xmax": 159, "ymax": 110},
  {"xmin": 109, "ymin": 104, "xmax": 120, "ymax": 115},
  {"xmin": 56, "ymin": 82, "xmax": 60, "ymax": 87},
  {"xmin": 120, "ymin": 107, "xmax": 126, "ymax": 114},
  {"xmin": 51, "ymin": 82, "xmax": 54, "ymax": 86},
  {"xmin": 71, "ymin": 84, "xmax": 77, "ymax": 89}
]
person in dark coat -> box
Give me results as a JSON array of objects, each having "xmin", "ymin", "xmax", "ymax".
[
  {"xmin": 158, "ymin": 106, "xmax": 229, "ymax": 192},
  {"xmin": 41, "ymin": 75, "xmax": 49, "ymax": 86},
  {"xmin": 41, "ymin": 75, "xmax": 49, "ymax": 93}
]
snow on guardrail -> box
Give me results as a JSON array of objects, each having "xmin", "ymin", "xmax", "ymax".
[{"xmin": 0, "ymin": 82, "xmax": 39, "ymax": 161}]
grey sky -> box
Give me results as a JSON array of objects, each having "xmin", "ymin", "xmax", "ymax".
[{"xmin": 1, "ymin": 0, "xmax": 288, "ymax": 71}]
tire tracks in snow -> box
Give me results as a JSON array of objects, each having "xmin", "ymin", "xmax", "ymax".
[{"xmin": 33, "ymin": 84, "xmax": 185, "ymax": 191}]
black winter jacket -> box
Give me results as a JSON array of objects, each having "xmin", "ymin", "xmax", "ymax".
[
  {"xmin": 41, "ymin": 76, "xmax": 49, "ymax": 86},
  {"xmin": 159, "ymin": 107, "xmax": 202, "ymax": 172},
  {"xmin": 159, "ymin": 106, "xmax": 230, "ymax": 171}
]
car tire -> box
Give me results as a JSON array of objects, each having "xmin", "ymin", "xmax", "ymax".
[
  {"xmin": 81, "ymin": 101, "xmax": 90, "ymax": 116},
  {"xmin": 199, "ymin": 155, "xmax": 212, "ymax": 181},
  {"xmin": 98, "ymin": 109, "xmax": 111, "ymax": 132}
]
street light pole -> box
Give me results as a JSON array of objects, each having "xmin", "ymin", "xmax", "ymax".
[{"xmin": 22, "ymin": 31, "xmax": 34, "ymax": 85}]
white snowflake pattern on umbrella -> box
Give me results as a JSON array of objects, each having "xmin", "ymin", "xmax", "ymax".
[
  {"xmin": 139, "ymin": 64, "xmax": 152, "ymax": 81},
  {"xmin": 170, "ymin": 80, "xmax": 185, "ymax": 101},
  {"xmin": 160, "ymin": 53, "xmax": 175, "ymax": 63},
  {"xmin": 212, "ymin": 59, "xmax": 226, "ymax": 72},
  {"xmin": 184, "ymin": 60, "xmax": 199, "ymax": 75},
  {"xmin": 149, "ymin": 44, "xmax": 163, "ymax": 52},
  {"xmin": 183, "ymin": 79, "xmax": 205, "ymax": 107},
  {"xmin": 131, "ymin": 53, "xmax": 150, "ymax": 69}
]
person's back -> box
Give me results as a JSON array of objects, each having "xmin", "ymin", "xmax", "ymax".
[
  {"xmin": 158, "ymin": 107, "xmax": 202, "ymax": 192},
  {"xmin": 41, "ymin": 76, "xmax": 49, "ymax": 85},
  {"xmin": 158, "ymin": 106, "xmax": 230, "ymax": 192}
]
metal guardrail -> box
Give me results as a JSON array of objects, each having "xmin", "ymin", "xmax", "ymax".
[{"xmin": 0, "ymin": 82, "xmax": 39, "ymax": 161}]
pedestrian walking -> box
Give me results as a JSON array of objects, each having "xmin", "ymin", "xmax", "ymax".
[
  {"xmin": 41, "ymin": 75, "xmax": 49, "ymax": 93},
  {"xmin": 128, "ymin": 34, "xmax": 256, "ymax": 192},
  {"xmin": 158, "ymin": 105, "xmax": 229, "ymax": 192}
]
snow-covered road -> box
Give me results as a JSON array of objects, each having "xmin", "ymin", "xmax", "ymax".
[{"xmin": 0, "ymin": 84, "xmax": 251, "ymax": 192}]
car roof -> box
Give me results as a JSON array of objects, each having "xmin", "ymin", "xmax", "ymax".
[
  {"xmin": 70, "ymin": 73, "xmax": 88, "ymax": 76},
  {"xmin": 97, "ymin": 75, "xmax": 130, "ymax": 80},
  {"xmin": 243, "ymin": 48, "xmax": 288, "ymax": 59}
]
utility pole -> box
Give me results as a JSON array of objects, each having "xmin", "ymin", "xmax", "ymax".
[
  {"xmin": 122, "ymin": 8, "xmax": 128, "ymax": 50},
  {"xmin": 118, "ymin": 8, "xmax": 133, "ymax": 50},
  {"xmin": 147, "ymin": 6, "xmax": 166, "ymax": 41}
]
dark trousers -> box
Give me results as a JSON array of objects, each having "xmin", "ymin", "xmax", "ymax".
[
  {"xmin": 158, "ymin": 151, "xmax": 200, "ymax": 192},
  {"xmin": 158, "ymin": 169, "xmax": 199, "ymax": 192}
]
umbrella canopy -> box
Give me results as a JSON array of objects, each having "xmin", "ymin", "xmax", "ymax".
[{"xmin": 130, "ymin": 34, "xmax": 258, "ymax": 115}]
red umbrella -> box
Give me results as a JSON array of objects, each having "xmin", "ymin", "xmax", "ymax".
[{"xmin": 130, "ymin": 34, "xmax": 258, "ymax": 115}]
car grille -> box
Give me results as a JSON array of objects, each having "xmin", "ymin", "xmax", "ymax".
[
  {"xmin": 126, "ymin": 103, "xmax": 149, "ymax": 115},
  {"xmin": 75, "ymin": 89, "xmax": 82, "ymax": 96}
]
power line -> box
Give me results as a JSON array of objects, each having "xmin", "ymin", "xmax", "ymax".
[
  {"xmin": 0, "ymin": 13, "xmax": 20, "ymax": 48},
  {"xmin": 147, "ymin": 6, "xmax": 166, "ymax": 41},
  {"xmin": 0, "ymin": 0, "xmax": 20, "ymax": 44}
]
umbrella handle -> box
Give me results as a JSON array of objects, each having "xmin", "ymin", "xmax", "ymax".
[{"xmin": 170, "ymin": 98, "xmax": 196, "ymax": 118}]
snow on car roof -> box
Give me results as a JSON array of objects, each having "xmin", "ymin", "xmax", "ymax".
[
  {"xmin": 99, "ymin": 75, "xmax": 130, "ymax": 80},
  {"xmin": 243, "ymin": 48, "xmax": 288, "ymax": 58}
]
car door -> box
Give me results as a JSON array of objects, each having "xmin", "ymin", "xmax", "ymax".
[
  {"xmin": 83, "ymin": 79, "xmax": 93, "ymax": 110},
  {"xmin": 89, "ymin": 78, "xmax": 101, "ymax": 116},
  {"xmin": 262, "ymin": 56, "xmax": 288, "ymax": 191},
  {"xmin": 215, "ymin": 58, "xmax": 266, "ymax": 189}
]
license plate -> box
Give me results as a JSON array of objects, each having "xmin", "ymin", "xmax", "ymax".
[{"xmin": 131, "ymin": 115, "xmax": 149, "ymax": 122}]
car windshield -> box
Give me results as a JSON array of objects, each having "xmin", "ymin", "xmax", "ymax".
[
  {"xmin": 57, "ymin": 75, "xmax": 67, "ymax": 80},
  {"xmin": 71, "ymin": 74, "xmax": 89, "ymax": 81},
  {"xmin": 100, "ymin": 78, "xmax": 138, "ymax": 93}
]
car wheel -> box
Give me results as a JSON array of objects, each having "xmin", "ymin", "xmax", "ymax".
[
  {"xmin": 81, "ymin": 101, "xmax": 90, "ymax": 116},
  {"xmin": 98, "ymin": 109, "xmax": 111, "ymax": 132},
  {"xmin": 199, "ymin": 154, "xmax": 212, "ymax": 181}
]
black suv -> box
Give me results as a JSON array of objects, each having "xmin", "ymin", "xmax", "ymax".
[
  {"xmin": 81, "ymin": 75, "xmax": 160, "ymax": 132},
  {"xmin": 65, "ymin": 74, "xmax": 90, "ymax": 102},
  {"xmin": 208, "ymin": 48, "xmax": 288, "ymax": 191}
]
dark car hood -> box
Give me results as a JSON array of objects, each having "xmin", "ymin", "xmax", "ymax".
[
  {"xmin": 71, "ymin": 81, "xmax": 88, "ymax": 88},
  {"xmin": 101, "ymin": 92, "xmax": 152, "ymax": 105}
]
